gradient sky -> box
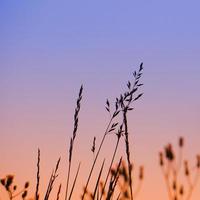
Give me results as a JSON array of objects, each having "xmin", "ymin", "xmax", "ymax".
[{"xmin": 1, "ymin": 1, "xmax": 200, "ymax": 200}]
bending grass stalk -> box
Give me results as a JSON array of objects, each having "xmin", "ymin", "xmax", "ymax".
[
  {"xmin": 68, "ymin": 162, "xmax": 81, "ymax": 200},
  {"xmin": 81, "ymin": 117, "xmax": 114, "ymax": 200},
  {"xmin": 44, "ymin": 170, "xmax": 54, "ymax": 200},
  {"xmin": 12, "ymin": 188, "xmax": 28, "ymax": 199},
  {"xmin": 92, "ymin": 159, "xmax": 105, "ymax": 200},
  {"xmin": 116, "ymin": 192, "xmax": 121, "ymax": 200},
  {"xmin": 56, "ymin": 184, "xmax": 62, "ymax": 200},
  {"xmin": 44, "ymin": 157, "xmax": 61, "ymax": 200},
  {"xmin": 106, "ymin": 157, "xmax": 122, "ymax": 200},
  {"xmin": 99, "ymin": 135, "xmax": 121, "ymax": 200}
]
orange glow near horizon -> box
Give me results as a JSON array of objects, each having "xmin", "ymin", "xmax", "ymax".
[{"xmin": 1, "ymin": 88, "xmax": 200, "ymax": 200}]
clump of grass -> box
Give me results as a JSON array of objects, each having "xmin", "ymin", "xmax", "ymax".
[
  {"xmin": 1, "ymin": 64, "xmax": 144, "ymax": 200},
  {"xmin": 110, "ymin": 160, "xmax": 144, "ymax": 200},
  {"xmin": 105, "ymin": 157, "xmax": 122, "ymax": 200},
  {"xmin": 83, "ymin": 158, "xmax": 144, "ymax": 200},
  {"xmin": 2, "ymin": 64, "xmax": 200, "ymax": 200},
  {"xmin": 81, "ymin": 63, "xmax": 144, "ymax": 200},
  {"xmin": 159, "ymin": 137, "xmax": 200, "ymax": 200}
]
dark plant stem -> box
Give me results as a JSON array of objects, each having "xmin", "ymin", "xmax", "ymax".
[
  {"xmin": 8, "ymin": 191, "xmax": 12, "ymax": 200},
  {"xmin": 35, "ymin": 148, "xmax": 40, "ymax": 200},
  {"xmin": 56, "ymin": 184, "xmax": 62, "ymax": 200},
  {"xmin": 44, "ymin": 171, "xmax": 54, "ymax": 200},
  {"xmin": 99, "ymin": 136, "xmax": 120, "ymax": 200},
  {"xmin": 92, "ymin": 159, "xmax": 105, "ymax": 200},
  {"xmin": 123, "ymin": 108, "xmax": 133, "ymax": 200},
  {"xmin": 44, "ymin": 158, "xmax": 61, "ymax": 200},
  {"xmin": 68, "ymin": 162, "xmax": 81, "ymax": 200},
  {"xmin": 65, "ymin": 85, "xmax": 83, "ymax": 200},
  {"xmin": 106, "ymin": 157, "xmax": 122, "ymax": 200},
  {"xmin": 81, "ymin": 117, "xmax": 113, "ymax": 199},
  {"xmin": 12, "ymin": 189, "xmax": 26, "ymax": 199},
  {"xmin": 65, "ymin": 158, "xmax": 72, "ymax": 200},
  {"xmin": 116, "ymin": 192, "xmax": 121, "ymax": 200}
]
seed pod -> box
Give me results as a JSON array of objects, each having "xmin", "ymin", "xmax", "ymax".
[
  {"xmin": 165, "ymin": 144, "xmax": 174, "ymax": 161},
  {"xmin": 22, "ymin": 190, "xmax": 27, "ymax": 199},
  {"xmin": 179, "ymin": 137, "xmax": 184, "ymax": 147},
  {"xmin": 184, "ymin": 161, "xmax": 189, "ymax": 176},
  {"xmin": 179, "ymin": 185, "xmax": 184, "ymax": 195},
  {"xmin": 24, "ymin": 181, "xmax": 29, "ymax": 188},
  {"xmin": 139, "ymin": 166, "xmax": 144, "ymax": 180},
  {"xmin": 159, "ymin": 152, "xmax": 164, "ymax": 166},
  {"xmin": 196, "ymin": 155, "xmax": 200, "ymax": 168},
  {"xmin": 172, "ymin": 180, "xmax": 177, "ymax": 190}
]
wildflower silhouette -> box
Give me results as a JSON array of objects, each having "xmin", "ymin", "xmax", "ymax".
[{"xmin": 159, "ymin": 137, "xmax": 200, "ymax": 200}]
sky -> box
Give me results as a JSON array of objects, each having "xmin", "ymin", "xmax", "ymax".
[{"xmin": 0, "ymin": 0, "xmax": 200, "ymax": 199}]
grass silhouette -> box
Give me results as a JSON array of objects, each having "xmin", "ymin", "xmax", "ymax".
[
  {"xmin": 1, "ymin": 64, "xmax": 199, "ymax": 200},
  {"xmin": 159, "ymin": 137, "xmax": 200, "ymax": 200}
]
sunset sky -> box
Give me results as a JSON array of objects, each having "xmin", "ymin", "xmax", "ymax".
[{"xmin": 1, "ymin": 1, "xmax": 200, "ymax": 200}]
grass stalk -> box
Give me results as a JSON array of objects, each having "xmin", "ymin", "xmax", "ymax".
[
  {"xmin": 81, "ymin": 117, "xmax": 113, "ymax": 199},
  {"xmin": 35, "ymin": 148, "xmax": 40, "ymax": 200},
  {"xmin": 123, "ymin": 108, "xmax": 133, "ymax": 200},
  {"xmin": 106, "ymin": 157, "xmax": 122, "ymax": 200},
  {"xmin": 92, "ymin": 159, "xmax": 105, "ymax": 200},
  {"xmin": 56, "ymin": 184, "xmax": 62, "ymax": 200},
  {"xmin": 65, "ymin": 85, "xmax": 83, "ymax": 200},
  {"xmin": 68, "ymin": 162, "xmax": 81, "ymax": 200},
  {"xmin": 99, "ymin": 134, "xmax": 121, "ymax": 200},
  {"xmin": 44, "ymin": 157, "xmax": 61, "ymax": 200}
]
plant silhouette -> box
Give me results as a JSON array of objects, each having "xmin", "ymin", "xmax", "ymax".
[{"xmin": 1, "ymin": 64, "xmax": 199, "ymax": 200}]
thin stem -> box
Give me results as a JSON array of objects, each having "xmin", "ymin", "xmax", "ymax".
[
  {"xmin": 81, "ymin": 117, "xmax": 113, "ymax": 200},
  {"xmin": 186, "ymin": 169, "xmax": 200, "ymax": 200},
  {"xmin": 68, "ymin": 162, "xmax": 81, "ymax": 200},
  {"xmin": 163, "ymin": 163, "xmax": 173, "ymax": 200},
  {"xmin": 56, "ymin": 184, "xmax": 62, "ymax": 200},
  {"xmin": 44, "ymin": 158, "xmax": 60, "ymax": 200},
  {"xmin": 106, "ymin": 158, "xmax": 122, "ymax": 200},
  {"xmin": 65, "ymin": 85, "xmax": 83, "ymax": 200},
  {"xmin": 123, "ymin": 108, "xmax": 133, "ymax": 200},
  {"xmin": 12, "ymin": 189, "xmax": 26, "ymax": 199},
  {"xmin": 35, "ymin": 148, "xmax": 40, "ymax": 200},
  {"xmin": 65, "ymin": 158, "xmax": 72, "ymax": 200},
  {"xmin": 159, "ymin": 157, "xmax": 173, "ymax": 200},
  {"xmin": 44, "ymin": 170, "xmax": 54, "ymax": 200},
  {"xmin": 99, "ymin": 136, "xmax": 120, "ymax": 200},
  {"xmin": 92, "ymin": 159, "xmax": 105, "ymax": 200},
  {"xmin": 116, "ymin": 192, "xmax": 121, "ymax": 200}
]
